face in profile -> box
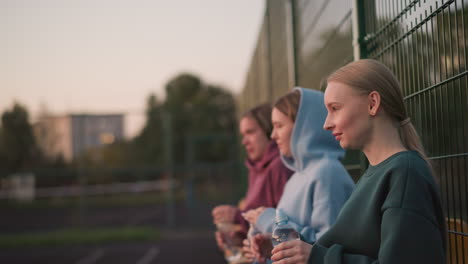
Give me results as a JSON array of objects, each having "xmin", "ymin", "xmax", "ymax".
[
  {"xmin": 323, "ymin": 81, "xmax": 371, "ymax": 150},
  {"xmin": 271, "ymin": 107, "xmax": 294, "ymax": 157},
  {"xmin": 240, "ymin": 116, "xmax": 270, "ymax": 161}
]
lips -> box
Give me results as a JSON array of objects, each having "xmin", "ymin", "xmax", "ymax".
[{"xmin": 333, "ymin": 133, "xmax": 342, "ymax": 141}]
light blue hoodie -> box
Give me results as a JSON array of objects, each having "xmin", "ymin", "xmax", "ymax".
[{"xmin": 256, "ymin": 87, "xmax": 355, "ymax": 244}]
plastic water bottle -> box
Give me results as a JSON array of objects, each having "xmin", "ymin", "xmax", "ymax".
[
  {"xmin": 271, "ymin": 209, "xmax": 299, "ymax": 246},
  {"xmin": 247, "ymin": 223, "xmax": 261, "ymax": 264},
  {"xmin": 216, "ymin": 222, "xmax": 242, "ymax": 263}
]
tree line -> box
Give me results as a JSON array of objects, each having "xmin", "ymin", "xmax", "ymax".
[{"xmin": 0, "ymin": 73, "xmax": 238, "ymax": 185}]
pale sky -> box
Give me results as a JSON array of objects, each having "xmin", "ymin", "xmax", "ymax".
[{"xmin": 0, "ymin": 0, "xmax": 265, "ymax": 137}]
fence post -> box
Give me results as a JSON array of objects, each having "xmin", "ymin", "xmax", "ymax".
[
  {"xmin": 352, "ymin": 0, "xmax": 369, "ymax": 175},
  {"xmin": 185, "ymin": 136, "xmax": 194, "ymax": 210},
  {"xmin": 77, "ymin": 165, "xmax": 87, "ymax": 227},
  {"xmin": 162, "ymin": 112, "xmax": 175, "ymax": 228},
  {"xmin": 352, "ymin": 0, "xmax": 367, "ymax": 60},
  {"xmin": 266, "ymin": 0, "xmax": 274, "ymax": 102},
  {"xmin": 286, "ymin": 0, "xmax": 298, "ymax": 88}
]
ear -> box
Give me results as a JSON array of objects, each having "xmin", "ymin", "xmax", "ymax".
[{"xmin": 367, "ymin": 91, "xmax": 381, "ymax": 116}]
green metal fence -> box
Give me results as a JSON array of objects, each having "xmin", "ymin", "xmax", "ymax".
[
  {"xmin": 240, "ymin": 0, "xmax": 467, "ymax": 262},
  {"xmin": 358, "ymin": 1, "xmax": 468, "ymax": 262},
  {"xmin": 239, "ymin": 0, "xmax": 361, "ymax": 178}
]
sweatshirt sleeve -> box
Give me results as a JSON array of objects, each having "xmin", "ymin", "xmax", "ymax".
[
  {"xmin": 284, "ymin": 198, "xmax": 343, "ymax": 244},
  {"xmin": 258, "ymin": 180, "xmax": 350, "ymax": 244},
  {"xmin": 234, "ymin": 208, "xmax": 249, "ymax": 235},
  {"xmin": 258, "ymin": 164, "xmax": 353, "ymax": 244},
  {"xmin": 255, "ymin": 207, "xmax": 324, "ymax": 242},
  {"xmin": 256, "ymin": 207, "xmax": 276, "ymax": 234},
  {"xmin": 308, "ymin": 207, "xmax": 446, "ymax": 264},
  {"xmin": 296, "ymin": 166, "xmax": 353, "ymax": 244}
]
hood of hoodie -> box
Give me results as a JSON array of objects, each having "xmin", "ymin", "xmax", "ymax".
[
  {"xmin": 245, "ymin": 141, "xmax": 279, "ymax": 173},
  {"xmin": 281, "ymin": 87, "xmax": 345, "ymax": 172}
]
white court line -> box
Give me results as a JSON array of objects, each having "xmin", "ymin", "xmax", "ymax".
[
  {"xmin": 75, "ymin": 248, "xmax": 105, "ymax": 264},
  {"xmin": 136, "ymin": 246, "xmax": 160, "ymax": 264}
]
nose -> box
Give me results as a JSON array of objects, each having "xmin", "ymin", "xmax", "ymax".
[
  {"xmin": 323, "ymin": 114, "xmax": 333, "ymax": 131},
  {"xmin": 270, "ymin": 128, "xmax": 277, "ymax": 140},
  {"xmin": 241, "ymin": 136, "xmax": 248, "ymax": 145}
]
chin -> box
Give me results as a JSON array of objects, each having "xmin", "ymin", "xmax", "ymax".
[
  {"xmin": 249, "ymin": 153, "xmax": 260, "ymax": 161},
  {"xmin": 339, "ymin": 141, "xmax": 349, "ymax": 150},
  {"xmin": 341, "ymin": 140, "xmax": 361, "ymax": 151}
]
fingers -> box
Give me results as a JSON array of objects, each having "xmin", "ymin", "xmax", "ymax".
[
  {"xmin": 242, "ymin": 211, "xmax": 255, "ymax": 223},
  {"xmin": 242, "ymin": 251, "xmax": 255, "ymax": 262},
  {"xmin": 271, "ymin": 240, "xmax": 312, "ymax": 264},
  {"xmin": 212, "ymin": 205, "xmax": 220, "ymax": 215},
  {"xmin": 213, "ymin": 205, "xmax": 232, "ymax": 216},
  {"xmin": 243, "ymin": 238, "xmax": 250, "ymax": 247},
  {"xmin": 212, "ymin": 205, "xmax": 226, "ymax": 217},
  {"xmin": 241, "ymin": 239, "xmax": 255, "ymax": 262},
  {"xmin": 273, "ymin": 254, "xmax": 310, "ymax": 264},
  {"xmin": 256, "ymin": 233, "xmax": 271, "ymax": 241},
  {"xmin": 215, "ymin": 231, "xmax": 224, "ymax": 243},
  {"xmin": 213, "ymin": 205, "xmax": 237, "ymax": 224},
  {"xmin": 212, "ymin": 206, "xmax": 224, "ymax": 223},
  {"xmin": 214, "ymin": 232, "xmax": 225, "ymax": 250},
  {"xmin": 271, "ymin": 240, "xmax": 296, "ymax": 254},
  {"xmin": 213, "ymin": 212, "xmax": 227, "ymax": 224},
  {"xmin": 256, "ymin": 207, "xmax": 266, "ymax": 214},
  {"xmin": 271, "ymin": 247, "xmax": 296, "ymax": 262},
  {"xmin": 243, "ymin": 209, "xmax": 261, "ymax": 224},
  {"xmin": 251, "ymin": 235, "xmax": 261, "ymax": 253},
  {"xmin": 250, "ymin": 233, "xmax": 273, "ymax": 260},
  {"xmin": 214, "ymin": 215, "xmax": 227, "ymax": 224}
]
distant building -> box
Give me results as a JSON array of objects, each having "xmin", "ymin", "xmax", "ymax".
[{"xmin": 33, "ymin": 114, "xmax": 124, "ymax": 162}]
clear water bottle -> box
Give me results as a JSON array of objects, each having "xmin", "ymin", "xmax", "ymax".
[
  {"xmin": 216, "ymin": 222, "xmax": 242, "ymax": 263},
  {"xmin": 271, "ymin": 209, "xmax": 299, "ymax": 246},
  {"xmin": 247, "ymin": 223, "xmax": 261, "ymax": 264}
]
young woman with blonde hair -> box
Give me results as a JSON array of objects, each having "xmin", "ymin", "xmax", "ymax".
[{"xmin": 270, "ymin": 59, "xmax": 446, "ymax": 264}]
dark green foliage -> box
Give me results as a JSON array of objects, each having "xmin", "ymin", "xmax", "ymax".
[
  {"xmin": 132, "ymin": 94, "xmax": 165, "ymax": 165},
  {"xmin": 133, "ymin": 73, "xmax": 237, "ymax": 165},
  {"xmin": 0, "ymin": 103, "xmax": 39, "ymax": 172}
]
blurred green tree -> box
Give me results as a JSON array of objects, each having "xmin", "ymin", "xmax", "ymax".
[
  {"xmin": 133, "ymin": 73, "xmax": 237, "ymax": 166},
  {"xmin": 132, "ymin": 93, "xmax": 165, "ymax": 165},
  {"xmin": 163, "ymin": 73, "xmax": 237, "ymax": 163},
  {"xmin": 0, "ymin": 103, "xmax": 40, "ymax": 172}
]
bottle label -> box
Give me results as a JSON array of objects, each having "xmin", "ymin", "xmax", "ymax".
[{"xmin": 271, "ymin": 227, "xmax": 299, "ymax": 246}]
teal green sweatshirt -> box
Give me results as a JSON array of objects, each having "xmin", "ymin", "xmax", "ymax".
[{"xmin": 308, "ymin": 151, "xmax": 446, "ymax": 264}]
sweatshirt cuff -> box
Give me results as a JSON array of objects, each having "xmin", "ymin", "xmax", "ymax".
[
  {"xmin": 308, "ymin": 244, "xmax": 344, "ymax": 264},
  {"xmin": 234, "ymin": 209, "xmax": 248, "ymax": 235},
  {"xmin": 308, "ymin": 243, "xmax": 327, "ymax": 264},
  {"xmin": 256, "ymin": 208, "xmax": 276, "ymax": 234},
  {"xmin": 234, "ymin": 209, "xmax": 243, "ymax": 224}
]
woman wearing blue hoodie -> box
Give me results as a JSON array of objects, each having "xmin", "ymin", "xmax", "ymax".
[{"xmin": 244, "ymin": 87, "xmax": 355, "ymax": 261}]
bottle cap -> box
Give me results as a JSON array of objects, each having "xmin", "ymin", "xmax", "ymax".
[{"xmin": 275, "ymin": 208, "xmax": 288, "ymax": 223}]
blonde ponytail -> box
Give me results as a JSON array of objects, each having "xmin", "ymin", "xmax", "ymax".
[{"xmin": 399, "ymin": 120, "xmax": 433, "ymax": 171}]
